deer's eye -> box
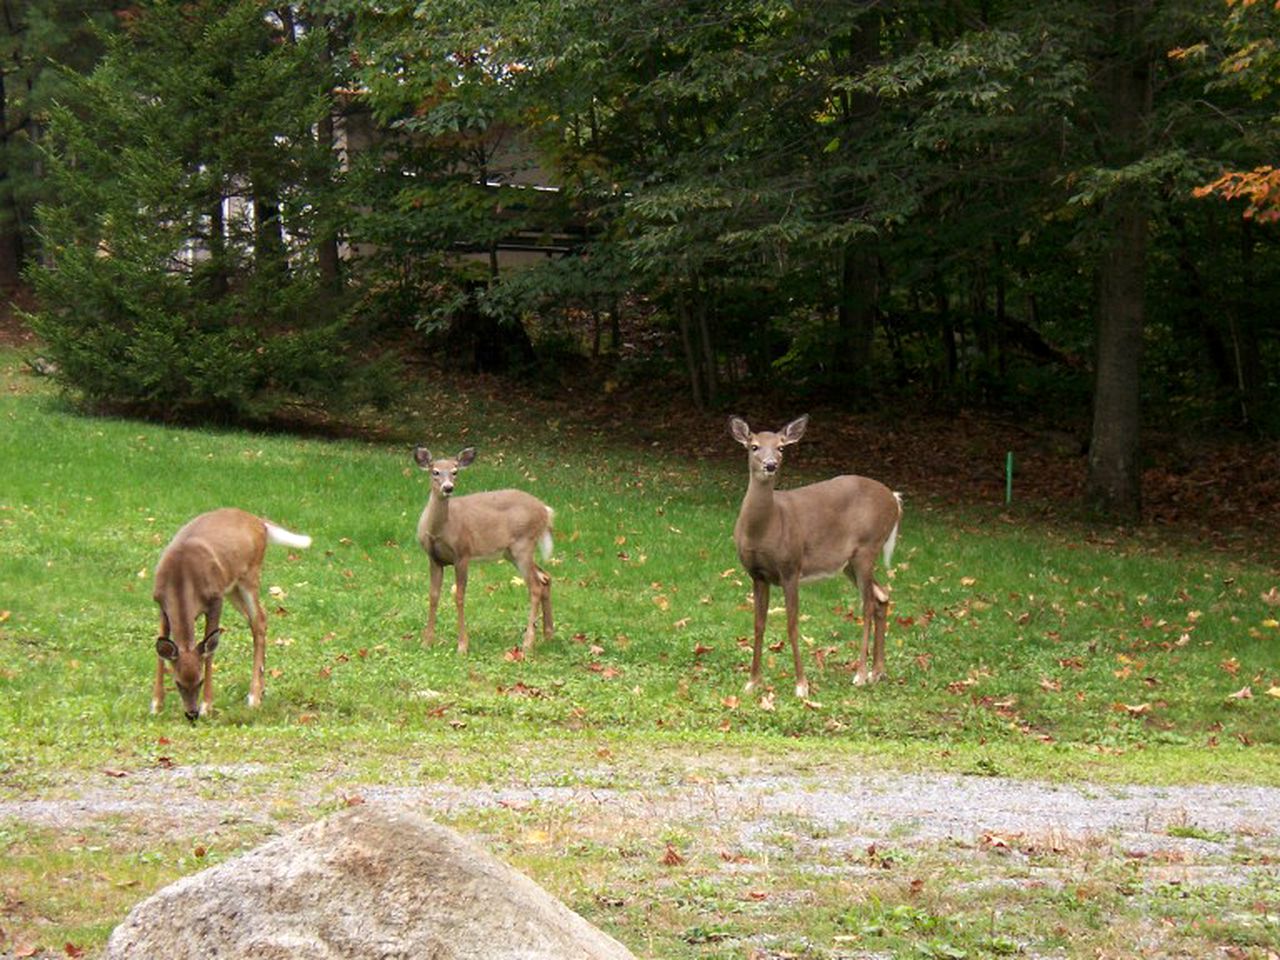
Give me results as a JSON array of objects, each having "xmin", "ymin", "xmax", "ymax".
[{"xmin": 750, "ymin": 444, "xmax": 759, "ymax": 452}]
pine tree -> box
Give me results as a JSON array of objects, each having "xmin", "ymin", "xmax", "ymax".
[{"xmin": 28, "ymin": 0, "xmax": 383, "ymax": 420}]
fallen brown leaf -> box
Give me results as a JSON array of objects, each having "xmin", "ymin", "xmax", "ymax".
[{"xmin": 1112, "ymin": 702, "xmax": 1152, "ymax": 716}]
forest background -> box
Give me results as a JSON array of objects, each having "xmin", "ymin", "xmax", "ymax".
[{"xmin": 2, "ymin": 0, "xmax": 1279, "ymax": 526}]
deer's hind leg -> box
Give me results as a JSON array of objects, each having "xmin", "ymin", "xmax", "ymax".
[
  {"xmin": 536, "ymin": 566, "xmax": 553, "ymax": 643},
  {"xmin": 869, "ymin": 579, "xmax": 890, "ymax": 681},
  {"xmin": 230, "ymin": 580, "xmax": 267, "ymax": 708},
  {"xmin": 846, "ymin": 552, "xmax": 881, "ymax": 685},
  {"xmin": 509, "ymin": 542, "xmax": 543, "ymax": 652}
]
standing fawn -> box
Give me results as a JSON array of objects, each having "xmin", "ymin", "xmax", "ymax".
[
  {"xmin": 152, "ymin": 507, "xmax": 311, "ymax": 722},
  {"xmin": 413, "ymin": 446, "xmax": 555, "ymax": 654},
  {"xmin": 730, "ymin": 415, "xmax": 902, "ymax": 697}
]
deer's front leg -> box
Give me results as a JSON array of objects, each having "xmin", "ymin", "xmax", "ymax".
[
  {"xmin": 423, "ymin": 559, "xmax": 443, "ymax": 646},
  {"xmin": 745, "ymin": 578, "xmax": 770, "ymax": 694},
  {"xmin": 152, "ymin": 610, "xmax": 168, "ymax": 713},
  {"xmin": 200, "ymin": 599, "xmax": 223, "ymax": 718},
  {"xmin": 782, "ymin": 577, "xmax": 808, "ymax": 699},
  {"xmin": 454, "ymin": 560, "xmax": 469, "ymax": 655},
  {"xmin": 152, "ymin": 655, "xmax": 167, "ymax": 714}
]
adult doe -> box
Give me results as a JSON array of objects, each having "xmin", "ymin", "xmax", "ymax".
[
  {"xmin": 413, "ymin": 446, "xmax": 554, "ymax": 654},
  {"xmin": 729, "ymin": 415, "xmax": 902, "ymax": 697},
  {"xmin": 152, "ymin": 507, "xmax": 311, "ymax": 722}
]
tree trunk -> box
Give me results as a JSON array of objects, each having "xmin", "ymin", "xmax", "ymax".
[
  {"xmin": 933, "ymin": 269, "xmax": 957, "ymax": 392},
  {"xmin": 1085, "ymin": 0, "xmax": 1153, "ymax": 522},
  {"xmin": 675, "ymin": 286, "xmax": 705, "ymax": 410},
  {"xmin": 1088, "ymin": 193, "xmax": 1146, "ymax": 521},
  {"xmin": 316, "ymin": 108, "xmax": 341, "ymax": 292},
  {"xmin": 695, "ymin": 279, "xmax": 717, "ymax": 407},
  {"xmin": 0, "ymin": 67, "xmax": 23, "ymax": 289},
  {"xmin": 204, "ymin": 195, "xmax": 229, "ymax": 299},
  {"xmin": 830, "ymin": 13, "xmax": 881, "ymax": 398},
  {"xmin": 836, "ymin": 243, "xmax": 877, "ymax": 396},
  {"xmin": 254, "ymin": 187, "xmax": 288, "ymax": 280}
]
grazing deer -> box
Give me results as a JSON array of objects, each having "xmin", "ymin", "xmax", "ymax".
[
  {"xmin": 152, "ymin": 508, "xmax": 311, "ymax": 722},
  {"xmin": 413, "ymin": 446, "xmax": 554, "ymax": 654},
  {"xmin": 729, "ymin": 415, "xmax": 902, "ymax": 697}
]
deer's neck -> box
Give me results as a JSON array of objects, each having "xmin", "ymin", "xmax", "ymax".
[
  {"xmin": 738, "ymin": 473, "xmax": 780, "ymax": 541},
  {"xmin": 424, "ymin": 491, "xmax": 450, "ymax": 539}
]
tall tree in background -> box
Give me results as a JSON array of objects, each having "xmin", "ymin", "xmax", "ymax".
[
  {"xmin": 29, "ymin": 0, "xmax": 383, "ymax": 419},
  {"xmin": 0, "ymin": 0, "xmax": 121, "ymax": 290},
  {"xmin": 1085, "ymin": 0, "xmax": 1155, "ymax": 521}
]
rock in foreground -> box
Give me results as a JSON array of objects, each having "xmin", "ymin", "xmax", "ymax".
[{"xmin": 106, "ymin": 804, "xmax": 636, "ymax": 960}]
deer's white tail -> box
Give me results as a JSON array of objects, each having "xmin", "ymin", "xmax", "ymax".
[
  {"xmin": 265, "ymin": 521, "xmax": 312, "ymax": 551},
  {"xmin": 538, "ymin": 507, "xmax": 555, "ymax": 560},
  {"xmin": 882, "ymin": 492, "xmax": 904, "ymax": 568}
]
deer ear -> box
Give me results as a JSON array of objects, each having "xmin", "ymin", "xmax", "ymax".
[
  {"xmin": 412, "ymin": 446, "xmax": 433, "ymax": 469},
  {"xmin": 456, "ymin": 447, "xmax": 477, "ymax": 468},
  {"xmin": 729, "ymin": 417, "xmax": 752, "ymax": 446},
  {"xmin": 199, "ymin": 628, "xmax": 223, "ymax": 657},
  {"xmin": 780, "ymin": 414, "xmax": 809, "ymax": 445},
  {"xmin": 156, "ymin": 637, "xmax": 179, "ymax": 662}
]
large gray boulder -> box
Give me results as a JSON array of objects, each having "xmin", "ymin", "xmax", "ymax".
[{"xmin": 105, "ymin": 804, "xmax": 637, "ymax": 960}]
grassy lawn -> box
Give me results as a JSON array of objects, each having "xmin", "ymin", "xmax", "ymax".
[{"xmin": 2, "ymin": 348, "xmax": 1278, "ymax": 958}]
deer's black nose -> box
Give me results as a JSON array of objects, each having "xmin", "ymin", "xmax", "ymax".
[
  {"xmin": 185, "ymin": 710, "xmax": 199, "ymax": 723},
  {"xmin": 764, "ymin": 461, "xmax": 778, "ymax": 473}
]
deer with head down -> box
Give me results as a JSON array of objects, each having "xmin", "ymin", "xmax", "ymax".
[
  {"xmin": 729, "ymin": 415, "xmax": 902, "ymax": 698},
  {"xmin": 413, "ymin": 446, "xmax": 554, "ymax": 654},
  {"xmin": 152, "ymin": 508, "xmax": 311, "ymax": 722}
]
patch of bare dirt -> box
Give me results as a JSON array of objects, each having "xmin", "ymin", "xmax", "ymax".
[{"xmin": 0, "ymin": 289, "xmax": 36, "ymax": 348}]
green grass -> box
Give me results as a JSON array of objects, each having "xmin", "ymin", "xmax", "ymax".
[{"xmin": 2, "ymin": 349, "xmax": 1279, "ymax": 958}]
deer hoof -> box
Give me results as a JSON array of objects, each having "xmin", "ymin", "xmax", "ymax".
[
  {"xmin": 853, "ymin": 673, "xmax": 868, "ymax": 687},
  {"xmin": 795, "ymin": 680, "xmax": 809, "ymax": 699},
  {"xmin": 150, "ymin": 700, "xmax": 161, "ymax": 715}
]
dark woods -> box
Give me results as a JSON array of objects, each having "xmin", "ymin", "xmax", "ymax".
[{"xmin": 11, "ymin": 0, "xmax": 1279, "ymax": 521}]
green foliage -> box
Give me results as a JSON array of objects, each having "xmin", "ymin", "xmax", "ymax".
[
  {"xmin": 332, "ymin": 0, "xmax": 1280, "ymax": 440},
  {"xmin": 25, "ymin": 0, "xmax": 384, "ymax": 421}
]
